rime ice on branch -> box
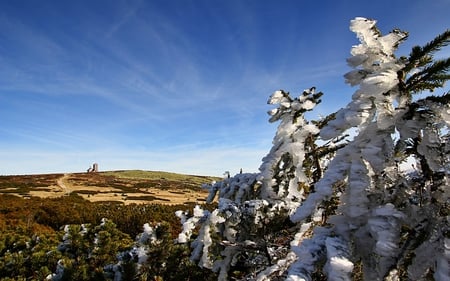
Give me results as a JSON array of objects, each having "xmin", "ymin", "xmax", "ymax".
[{"xmin": 178, "ymin": 17, "xmax": 450, "ymax": 281}]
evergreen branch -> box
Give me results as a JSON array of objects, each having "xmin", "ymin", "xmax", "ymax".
[
  {"xmin": 404, "ymin": 29, "xmax": 450, "ymax": 72},
  {"xmin": 414, "ymin": 55, "xmax": 433, "ymax": 68},
  {"xmin": 403, "ymin": 92, "xmax": 450, "ymax": 121},
  {"xmin": 422, "ymin": 92, "xmax": 450, "ymax": 104},
  {"xmin": 405, "ymin": 57, "xmax": 450, "ymax": 93},
  {"xmin": 313, "ymin": 141, "xmax": 348, "ymax": 159},
  {"xmin": 408, "ymin": 79, "xmax": 450, "ymax": 93},
  {"xmin": 312, "ymin": 112, "xmax": 336, "ymax": 129}
]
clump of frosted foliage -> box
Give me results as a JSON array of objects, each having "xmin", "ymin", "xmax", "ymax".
[
  {"xmin": 104, "ymin": 222, "xmax": 169, "ymax": 280},
  {"xmin": 179, "ymin": 87, "xmax": 323, "ymax": 280},
  {"xmin": 178, "ymin": 17, "xmax": 450, "ymax": 281}
]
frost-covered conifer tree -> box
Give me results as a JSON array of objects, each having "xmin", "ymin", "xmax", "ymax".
[{"xmin": 178, "ymin": 17, "xmax": 449, "ymax": 281}]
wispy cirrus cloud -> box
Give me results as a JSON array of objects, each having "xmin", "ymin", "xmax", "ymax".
[{"xmin": 2, "ymin": 0, "xmax": 448, "ymax": 176}]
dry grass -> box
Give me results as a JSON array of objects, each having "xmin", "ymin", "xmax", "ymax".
[{"xmin": 0, "ymin": 170, "xmax": 219, "ymax": 205}]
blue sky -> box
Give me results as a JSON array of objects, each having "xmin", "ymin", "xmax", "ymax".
[{"xmin": 1, "ymin": 0, "xmax": 449, "ymax": 176}]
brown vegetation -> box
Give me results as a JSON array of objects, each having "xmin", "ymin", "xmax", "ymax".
[
  {"xmin": 0, "ymin": 170, "xmax": 218, "ymax": 205},
  {"xmin": 0, "ymin": 171, "xmax": 220, "ymax": 280}
]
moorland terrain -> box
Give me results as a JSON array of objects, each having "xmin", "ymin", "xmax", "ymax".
[
  {"xmin": 0, "ymin": 170, "xmax": 221, "ymax": 280},
  {"xmin": 0, "ymin": 170, "xmax": 219, "ymax": 205}
]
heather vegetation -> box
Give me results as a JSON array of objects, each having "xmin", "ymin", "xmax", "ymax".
[
  {"xmin": 0, "ymin": 170, "xmax": 219, "ymax": 280},
  {"xmin": 0, "ymin": 193, "xmax": 217, "ymax": 280}
]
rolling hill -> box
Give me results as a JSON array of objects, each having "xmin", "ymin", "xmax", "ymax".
[{"xmin": 0, "ymin": 170, "xmax": 220, "ymax": 205}]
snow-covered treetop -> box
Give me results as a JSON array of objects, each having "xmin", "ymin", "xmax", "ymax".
[
  {"xmin": 322, "ymin": 17, "xmax": 408, "ymax": 140},
  {"xmin": 178, "ymin": 17, "xmax": 449, "ymax": 281}
]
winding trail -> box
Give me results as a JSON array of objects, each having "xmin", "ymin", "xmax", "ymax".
[{"xmin": 56, "ymin": 173, "xmax": 72, "ymax": 194}]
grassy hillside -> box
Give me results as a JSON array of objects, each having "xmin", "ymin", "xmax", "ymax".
[
  {"xmin": 103, "ymin": 169, "xmax": 219, "ymax": 185},
  {"xmin": 0, "ymin": 170, "xmax": 221, "ymax": 205}
]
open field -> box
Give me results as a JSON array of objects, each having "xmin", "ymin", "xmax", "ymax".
[{"xmin": 0, "ymin": 170, "xmax": 220, "ymax": 205}]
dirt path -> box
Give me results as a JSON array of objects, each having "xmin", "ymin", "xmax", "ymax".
[
  {"xmin": 21, "ymin": 172, "xmax": 210, "ymax": 205},
  {"xmin": 56, "ymin": 173, "xmax": 72, "ymax": 194}
]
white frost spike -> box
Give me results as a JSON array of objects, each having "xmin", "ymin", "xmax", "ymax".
[
  {"xmin": 350, "ymin": 17, "xmax": 378, "ymax": 50},
  {"xmin": 325, "ymin": 256, "xmax": 353, "ymax": 281},
  {"xmin": 193, "ymin": 205, "xmax": 205, "ymax": 217},
  {"xmin": 256, "ymin": 252, "xmax": 298, "ymax": 281},
  {"xmin": 135, "ymin": 246, "xmax": 148, "ymax": 265},
  {"xmin": 269, "ymin": 90, "xmax": 286, "ymax": 104},
  {"xmin": 177, "ymin": 205, "xmax": 206, "ymax": 243},
  {"xmin": 302, "ymin": 100, "xmax": 315, "ymax": 110},
  {"xmin": 287, "ymin": 227, "xmax": 330, "ymax": 281},
  {"xmin": 139, "ymin": 223, "xmax": 156, "ymax": 244},
  {"xmin": 368, "ymin": 204, "xmax": 404, "ymax": 257},
  {"xmin": 213, "ymin": 246, "xmax": 239, "ymax": 281},
  {"xmin": 298, "ymin": 15, "xmax": 406, "ymax": 223},
  {"xmin": 260, "ymin": 88, "xmax": 320, "ymax": 204},
  {"xmin": 360, "ymin": 70, "xmax": 399, "ymax": 96}
]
